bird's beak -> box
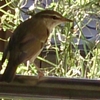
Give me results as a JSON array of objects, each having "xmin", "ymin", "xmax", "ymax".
[
  {"xmin": 62, "ymin": 18, "xmax": 73, "ymax": 22},
  {"xmin": 65, "ymin": 18, "xmax": 73, "ymax": 22}
]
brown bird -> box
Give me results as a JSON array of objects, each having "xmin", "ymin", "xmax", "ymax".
[{"xmin": 0, "ymin": 10, "xmax": 73, "ymax": 82}]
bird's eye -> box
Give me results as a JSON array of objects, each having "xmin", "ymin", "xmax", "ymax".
[{"xmin": 52, "ymin": 16, "xmax": 59, "ymax": 19}]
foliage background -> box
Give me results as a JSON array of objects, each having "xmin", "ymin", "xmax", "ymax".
[{"xmin": 0, "ymin": 0, "xmax": 100, "ymax": 79}]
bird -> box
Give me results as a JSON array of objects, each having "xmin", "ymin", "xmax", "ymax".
[{"xmin": 0, "ymin": 10, "xmax": 73, "ymax": 82}]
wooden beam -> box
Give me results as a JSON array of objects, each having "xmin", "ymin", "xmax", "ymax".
[{"xmin": 0, "ymin": 75, "xmax": 100, "ymax": 99}]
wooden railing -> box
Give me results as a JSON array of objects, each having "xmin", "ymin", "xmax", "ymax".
[{"xmin": 0, "ymin": 75, "xmax": 100, "ymax": 99}]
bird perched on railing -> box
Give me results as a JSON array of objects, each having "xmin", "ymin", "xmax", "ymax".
[{"xmin": 0, "ymin": 10, "xmax": 73, "ymax": 82}]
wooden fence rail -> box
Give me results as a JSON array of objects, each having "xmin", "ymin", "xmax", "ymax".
[{"xmin": 0, "ymin": 75, "xmax": 100, "ymax": 99}]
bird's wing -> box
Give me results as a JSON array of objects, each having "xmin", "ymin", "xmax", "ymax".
[
  {"xmin": 8, "ymin": 18, "xmax": 48, "ymax": 62},
  {"xmin": 19, "ymin": 36, "xmax": 44, "ymax": 62}
]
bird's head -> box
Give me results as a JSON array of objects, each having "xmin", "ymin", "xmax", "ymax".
[{"xmin": 34, "ymin": 10, "xmax": 73, "ymax": 31}]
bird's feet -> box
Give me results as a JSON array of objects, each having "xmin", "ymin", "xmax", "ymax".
[{"xmin": 36, "ymin": 67, "xmax": 44, "ymax": 78}]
